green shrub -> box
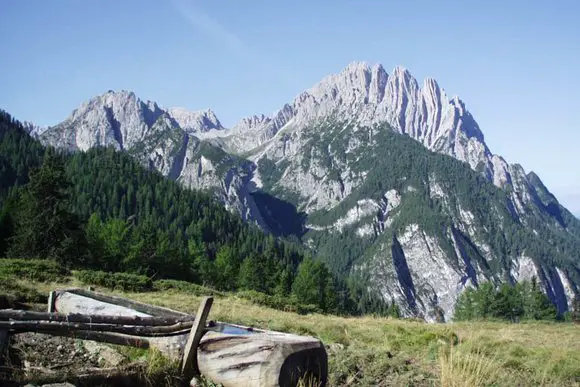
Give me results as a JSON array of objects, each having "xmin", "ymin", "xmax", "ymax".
[
  {"xmin": 153, "ymin": 279, "xmax": 226, "ymax": 297},
  {"xmin": 0, "ymin": 258, "xmax": 69, "ymax": 282},
  {"xmin": 0, "ymin": 277, "xmax": 47, "ymax": 307},
  {"xmin": 75, "ymin": 270, "xmax": 153, "ymax": 292},
  {"xmin": 236, "ymin": 290, "xmax": 321, "ymax": 315}
]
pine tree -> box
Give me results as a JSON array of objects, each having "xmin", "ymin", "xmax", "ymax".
[
  {"xmin": 214, "ymin": 245, "xmax": 238, "ymax": 291},
  {"xmin": 0, "ymin": 201, "xmax": 14, "ymax": 256},
  {"xmin": 572, "ymin": 295, "xmax": 580, "ymax": 323},
  {"xmin": 291, "ymin": 258, "xmax": 335, "ymax": 311},
  {"xmin": 238, "ymin": 255, "xmax": 264, "ymax": 292},
  {"xmin": 274, "ymin": 267, "xmax": 294, "ymax": 297},
  {"xmin": 7, "ymin": 149, "xmax": 87, "ymax": 266},
  {"xmin": 291, "ymin": 258, "xmax": 322, "ymax": 307},
  {"xmin": 453, "ymin": 288, "xmax": 476, "ymax": 321}
]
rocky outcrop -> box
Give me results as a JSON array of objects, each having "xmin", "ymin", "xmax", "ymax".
[
  {"xmin": 167, "ymin": 107, "xmax": 225, "ymax": 136},
  {"xmin": 223, "ymin": 62, "xmax": 513, "ymax": 193}
]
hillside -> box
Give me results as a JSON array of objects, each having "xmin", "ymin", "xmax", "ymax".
[
  {"xmin": 253, "ymin": 119, "xmax": 580, "ymax": 320},
  {"xmin": 2, "ymin": 270, "xmax": 579, "ymax": 387},
  {"xmin": 0, "ymin": 111, "xmax": 392, "ymax": 316}
]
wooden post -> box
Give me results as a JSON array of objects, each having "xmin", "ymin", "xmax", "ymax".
[
  {"xmin": 181, "ymin": 297, "xmax": 213, "ymax": 383},
  {"xmin": 47, "ymin": 291, "xmax": 56, "ymax": 313}
]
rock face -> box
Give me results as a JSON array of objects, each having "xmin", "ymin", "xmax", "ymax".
[{"xmin": 40, "ymin": 62, "xmax": 580, "ymax": 320}]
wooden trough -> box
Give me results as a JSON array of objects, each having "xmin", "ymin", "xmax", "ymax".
[{"xmin": 44, "ymin": 288, "xmax": 328, "ymax": 387}]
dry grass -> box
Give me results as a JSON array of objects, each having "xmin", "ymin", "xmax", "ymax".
[
  {"xmin": 439, "ymin": 343, "xmax": 497, "ymax": 387},
  {"xmin": 14, "ymin": 279, "xmax": 580, "ymax": 386}
]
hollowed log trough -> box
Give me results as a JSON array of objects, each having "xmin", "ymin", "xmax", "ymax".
[{"xmin": 49, "ymin": 288, "xmax": 328, "ymax": 387}]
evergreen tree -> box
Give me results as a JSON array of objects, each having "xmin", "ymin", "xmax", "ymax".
[
  {"xmin": 0, "ymin": 201, "xmax": 14, "ymax": 256},
  {"xmin": 7, "ymin": 149, "xmax": 87, "ymax": 266},
  {"xmin": 214, "ymin": 245, "xmax": 239, "ymax": 291},
  {"xmin": 238, "ymin": 255, "xmax": 265, "ymax": 292},
  {"xmin": 453, "ymin": 280, "xmax": 557, "ymax": 322},
  {"xmin": 454, "ymin": 287, "xmax": 476, "ymax": 321},
  {"xmin": 274, "ymin": 267, "xmax": 294, "ymax": 297},
  {"xmin": 291, "ymin": 257, "xmax": 335, "ymax": 311},
  {"xmin": 571, "ymin": 295, "xmax": 580, "ymax": 323},
  {"xmin": 491, "ymin": 283, "xmax": 524, "ymax": 321}
]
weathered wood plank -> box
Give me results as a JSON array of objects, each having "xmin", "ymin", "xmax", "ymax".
[
  {"xmin": 0, "ymin": 309, "xmax": 195, "ymax": 326},
  {"xmin": 181, "ymin": 296, "xmax": 213, "ymax": 382},
  {"xmin": 61, "ymin": 288, "xmax": 185, "ymax": 317},
  {"xmin": 0, "ymin": 320, "xmax": 192, "ymax": 337},
  {"xmin": 12, "ymin": 330, "xmax": 152, "ymax": 349}
]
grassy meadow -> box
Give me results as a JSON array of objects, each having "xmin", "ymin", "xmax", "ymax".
[{"xmin": 3, "ymin": 273, "xmax": 578, "ymax": 387}]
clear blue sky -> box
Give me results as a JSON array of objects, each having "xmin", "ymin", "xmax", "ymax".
[{"xmin": 1, "ymin": 0, "xmax": 579, "ymax": 213}]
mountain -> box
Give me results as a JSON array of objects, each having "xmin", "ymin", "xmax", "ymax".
[
  {"xmin": 39, "ymin": 63, "xmax": 580, "ymax": 321},
  {"xmin": 41, "ymin": 90, "xmax": 266, "ymax": 227}
]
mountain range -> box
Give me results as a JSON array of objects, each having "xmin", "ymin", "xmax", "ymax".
[{"xmin": 38, "ymin": 62, "xmax": 580, "ymax": 321}]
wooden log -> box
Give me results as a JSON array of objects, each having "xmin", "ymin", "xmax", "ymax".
[
  {"xmin": 181, "ymin": 296, "xmax": 213, "ymax": 381},
  {"xmin": 197, "ymin": 331, "xmax": 327, "ymax": 387},
  {"xmin": 51, "ymin": 289, "xmax": 328, "ymax": 386},
  {"xmin": 0, "ymin": 320, "xmax": 192, "ymax": 337},
  {"xmin": 0, "ymin": 309, "xmax": 195, "ymax": 326},
  {"xmin": 11, "ymin": 330, "xmax": 151, "ymax": 349}
]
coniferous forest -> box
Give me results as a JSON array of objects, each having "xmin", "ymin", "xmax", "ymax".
[
  {"xmin": 0, "ymin": 110, "xmax": 400, "ymax": 316},
  {"xmin": 0, "ymin": 110, "xmax": 565, "ymax": 321}
]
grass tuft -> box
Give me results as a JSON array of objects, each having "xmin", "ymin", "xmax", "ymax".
[{"xmin": 439, "ymin": 343, "xmax": 497, "ymax": 387}]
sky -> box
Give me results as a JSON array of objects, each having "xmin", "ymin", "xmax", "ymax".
[{"xmin": 1, "ymin": 0, "xmax": 579, "ymax": 213}]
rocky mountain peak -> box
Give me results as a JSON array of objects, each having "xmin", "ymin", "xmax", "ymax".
[
  {"xmin": 166, "ymin": 107, "xmax": 225, "ymax": 134},
  {"xmin": 224, "ymin": 62, "xmax": 491, "ymax": 167},
  {"xmin": 41, "ymin": 89, "xmax": 173, "ymax": 152},
  {"xmin": 22, "ymin": 121, "xmax": 47, "ymax": 138},
  {"xmin": 232, "ymin": 114, "xmax": 271, "ymax": 133}
]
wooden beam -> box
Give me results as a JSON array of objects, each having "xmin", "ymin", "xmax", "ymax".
[
  {"xmin": 0, "ymin": 320, "xmax": 193, "ymax": 337},
  {"xmin": 0, "ymin": 310, "xmax": 195, "ymax": 326},
  {"xmin": 62, "ymin": 288, "xmax": 185, "ymax": 317},
  {"xmin": 181, "ymin": 296, "xmax": 213, "ymax": 382},
  {"xmin": 11, "ymin": 330, "xmax": 151, "ymax": 349}
]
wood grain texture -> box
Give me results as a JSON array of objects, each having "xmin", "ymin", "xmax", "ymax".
[
  {"xmin": 181, "ymin": 296, "xmax": 213, "ymax": 382},
  {"xmin": 0, "ymin": 309, "xmax": 195, "ymax": 326}
]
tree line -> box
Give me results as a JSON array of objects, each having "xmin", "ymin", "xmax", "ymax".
[{"xmin": 453, "ymin": 279, "xmax": 560, "ymax": 322}]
